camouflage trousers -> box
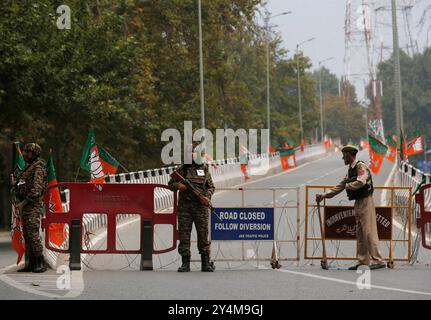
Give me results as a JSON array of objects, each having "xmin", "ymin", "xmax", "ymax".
[
  {"xmin": 177, "ymin": 202, "xmax": 211, "ymax": 257},
  {"xmin": 22, "ymin": 205, "xmax": 44, "ymax": 257}
]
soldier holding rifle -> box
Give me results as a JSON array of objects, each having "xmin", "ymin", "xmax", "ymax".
[{"xmin": 168, "ymin": 142, "xmax": 215, "ymax": 272}]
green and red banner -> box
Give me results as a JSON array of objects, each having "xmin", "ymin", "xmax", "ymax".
[
  {"xmin": 279, "ymin": 147, "xmax": 296, "ymax": 171},
  {"xmin": 47, "ymin": 154, "xmax": 67, "ymax": 247},
  {"xmin": 11, "ymin": 142, "xmax": 26, "ymax": 264},
  {"xmin": 368, "ymin": 134, "xmax": 388, "ymax": 175},
  {"xmin": 98, "ymin": 145, "xmax": 120, "ymax": 175},
  {"xmin": 80, "ymin": 129, "xmax": 106, "ymax": 183},
  {"xmin": 386, "ymin": 135, "xmax": 397, "ymax": 163},
  {"xmin": 407, "ymin": 131, "xmax": 424, "ymax": 156}
]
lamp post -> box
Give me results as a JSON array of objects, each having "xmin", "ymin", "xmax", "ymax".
[
  {"xmin": 296, "ymin": 37, "xmax": 315, "ymax": 141},
  {"xmin": 198, "ymin": 0, "xmax": 205, "ymax": 130},
  {"xmin": 318, "ymin": 56, "xmax": 334, "ymax": 142},
  {"xmin": 391, "ymin": 0, "xmax": 405, "ymax": 164},
  {"xmin": 265, "ymin": 10, "xmax": 292, "ymax": 148}
]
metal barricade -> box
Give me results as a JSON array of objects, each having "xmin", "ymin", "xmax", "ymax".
[
  {"xmin": 42, "ymin": 183, "xmax": 178, "ymax": 271},
  {"xmin": 207, "ymin": 187, "xmax": 300, "ymax": 264},
  {"xmin": 415, "ymin": 183, "xmax": 431, "ymax": 250},
  {"xmin": 305, "ymin": 186, "xmax": 413, "ymax": 267}
]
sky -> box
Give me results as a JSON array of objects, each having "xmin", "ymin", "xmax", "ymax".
[{"xmin": 264, "ymin": 0, "xmax": 431, "ymax": 101}]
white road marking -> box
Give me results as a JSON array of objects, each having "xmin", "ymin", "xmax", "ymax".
[{"xmin": 259, "ymin": 266, "xmax": 431, "ymax": 297}]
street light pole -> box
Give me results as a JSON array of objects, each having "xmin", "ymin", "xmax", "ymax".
[
  {"xmin": 296, "ymin": 45, "xmax": 303, "ymax": 141},
  {"xmin": 198, "ymin": 0, "xmax": 205, "ymax": 130},
  {"xmin": 318, "ymin": 57, "xmax": 334, "ymax": 143},
  {"xmin": 391, "ymin": 0, "xmax": 404, "ymax": 164},
  {"xmin": 296, "ymin": 38, "xmax": 315, "ymax": 141},
  {"xmin": 265, "ymin": 12, "xmax": 270, "ymax": 149},
  {"xmin": 264, "ymin": 10, "xmax": 292, "ymax": 150}
]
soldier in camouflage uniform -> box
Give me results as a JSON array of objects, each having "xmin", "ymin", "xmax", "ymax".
[
  {"xmin": 14, "ymin": 143, "xmax": 48, "ymax": 273},
  {"xmin": 168, "ymin": 143, "xmax": 215, "ymax": 272}
]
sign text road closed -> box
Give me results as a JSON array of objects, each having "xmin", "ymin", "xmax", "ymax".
[{"xmin": 211, "ymin": 208, "xmax": 274, "ymax": 240}]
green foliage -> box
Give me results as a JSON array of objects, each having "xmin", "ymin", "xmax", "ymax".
[
  {"xmin": 324, "ymin": 95, "xmax": 366, "ymax": 145},
  {"xmin": 312, "ymin": 66, "xmax": 339, "ymax": 96},
  {"xmin": 376, "ymin": 49, "xmax": 431, "ymax": 149},
  {"xmin": 0, "ymin": 0, "xmax": 338, "ymax": 183}
]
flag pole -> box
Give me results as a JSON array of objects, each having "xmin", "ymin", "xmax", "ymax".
[
  {"xmin": 74, "ymin": 167, "xmax": 80, "ymax": 182},
  {"xmin": 119, "ymin": 163, "xmax": 129, "ymax": 173}
]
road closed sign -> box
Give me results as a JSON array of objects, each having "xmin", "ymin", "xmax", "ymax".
[{"xmin": 211, "ymin": 208, "xmax": 274, "ymax": 241}]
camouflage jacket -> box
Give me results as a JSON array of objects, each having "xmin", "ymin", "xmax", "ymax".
[
  {"xmin": 168, "ymin": 163, "xmax": 215, "ymax": 203},
  {"xmin": 16, "ymin": 158, "xmax": 48, "ymax": 205}
]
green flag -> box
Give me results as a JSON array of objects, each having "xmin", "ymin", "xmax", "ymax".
[
  {"xmin": 13, "ymin": 142, "xmax": 25, "ymax": 177},
  {"xmin": 368, "ymin": 134, "xmax": 388, "ymax": 175},
  {"xmin": 80, "ymin": 128, "xmax": 97, "ymax": 172},
  {"xmin": 98, "ymin": 145, "xmax": 120, "ymax": 174}
]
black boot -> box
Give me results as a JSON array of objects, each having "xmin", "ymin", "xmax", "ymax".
[
  {"xmin": 32, "ymin": 255, "xmax": 47, "ymax": 273},
  {"xmin": 17, "ymin": 251, "xmax": 33, "ymax": 273},
  {"xmin": 201, "ymin": 253, "xmax": 215, "ymax": 272},
  {"xmin": 177, "ymin": 255, "xmax": 191, "ymax": 272}
]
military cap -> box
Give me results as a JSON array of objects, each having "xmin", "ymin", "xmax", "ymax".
[
  {"xmin": 23, "ymin": 143, "xmax": 42, "ymax": 157},
  {"xmin": 341, "ymin": 145, "xmax": 358, "ymax": 153}
]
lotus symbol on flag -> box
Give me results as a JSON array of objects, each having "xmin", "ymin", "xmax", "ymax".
[
  {"xmin": 413, "ymin": 138, "xmax": 423, "ymax": 152},
  {"xmin": 90, "ymin": 148, "xmax": 104, "ymax": 181}
]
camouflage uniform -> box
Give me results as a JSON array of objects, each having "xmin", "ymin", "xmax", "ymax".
[
  {"xmin": 169, "ymin": 163, "xmax": 215, "ymax": 257},
  {"xmin": 16, "ymin": 144, "xmax": 48, "ymax": 260}
]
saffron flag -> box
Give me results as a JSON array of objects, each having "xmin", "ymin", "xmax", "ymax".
[
  {"xmin": 407, "ymin": 132, "xmax": 424, "ymax": 156},
  {"xmin": 300, "ymin": 138, "xmax": 305, "ymax": 152},
  {"xmin": 368, "ymin": 134, "xmax": 388, "ymax": 175},
  {"xmin": 239, "ymin": 145, "xmax": 250, "ymax": 180},
  {"xmin": 279, "ymin": 147, "xmax": 296, "ymax": 171},
  {"xmin": 80, "ymin": 129, "xmax": 106, "ymax": 183},
  {"xmin": 386, "ymin": 135, "xmax": 397, "ymax": 163},
  {"xmin": 11, "ymin": 142, "xmax": 26, "ymax": 264},
  {"xmin": 98, "ymin": 145, "xmax": 120, "ymax": 174},
  {"xmin": 47, "ymin": 154, "xmax": 67, "ymax": 247},
  {"xmin": 324, "ymin": 135, "xmax": 330, "ymax": 148}
]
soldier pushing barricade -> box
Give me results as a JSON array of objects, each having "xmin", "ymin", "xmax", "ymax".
[
  {"xmin": 10, "ymin": 143, "xmax": 48, "ymax": 273},
  {"xmin": 168, "ymin": 142, "xmax": 216, "ymax": 272},
  {"xmin": 316, "ymin": 145, "xmax": 386, "ymax": 270}
]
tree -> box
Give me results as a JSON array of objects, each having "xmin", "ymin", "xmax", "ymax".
[{"xmin": 376, "ymin": 48, "xmax": 431, "ymax": 150}]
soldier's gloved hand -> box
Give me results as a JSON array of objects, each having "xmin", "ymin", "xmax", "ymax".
[{"xmin": 178, "ymin": 183, "xmax": 187, "ymax": 192}]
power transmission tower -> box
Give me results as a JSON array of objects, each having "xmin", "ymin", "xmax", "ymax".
[{"xmin": 344, "ymin": 0, "xmax": 385, "ymax": 140}]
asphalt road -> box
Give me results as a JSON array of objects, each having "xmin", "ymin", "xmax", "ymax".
[{"xmin": 1, "ymin": 150, "xmax": 430, "ymax": 300}]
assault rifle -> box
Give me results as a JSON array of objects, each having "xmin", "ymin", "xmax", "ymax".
[{"xmin": 170, "ymin": 170, "xmax": 211, "ymax": 207}]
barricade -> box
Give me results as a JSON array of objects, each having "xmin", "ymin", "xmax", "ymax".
[
  {"xmin": 208, "ymin": 187, "xmax": 300, "ymax": 264},
  {"xmin": 415, "ymin": 183, "xmax": 431, "ymax": 250},
  {"xmin": 42, "ymin": 183, "xmax": 178, "ymax": 270},
  {"xmin": 305, "ymin": 185, "xmax": 413, "ymax": 268}
]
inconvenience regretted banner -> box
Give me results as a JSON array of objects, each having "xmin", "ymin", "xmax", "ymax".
[
  {"xmin": 324, "ymin": 206, "xmax": 392, "ymax": 240},
  {"xmin": 211, "ymin": 208, "xmax": 274, "ymax": 241}
]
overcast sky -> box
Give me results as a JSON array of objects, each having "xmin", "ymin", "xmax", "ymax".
[{"xmin": 264, "ymin": 0, "xmax": 431, "ymax": 101}]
